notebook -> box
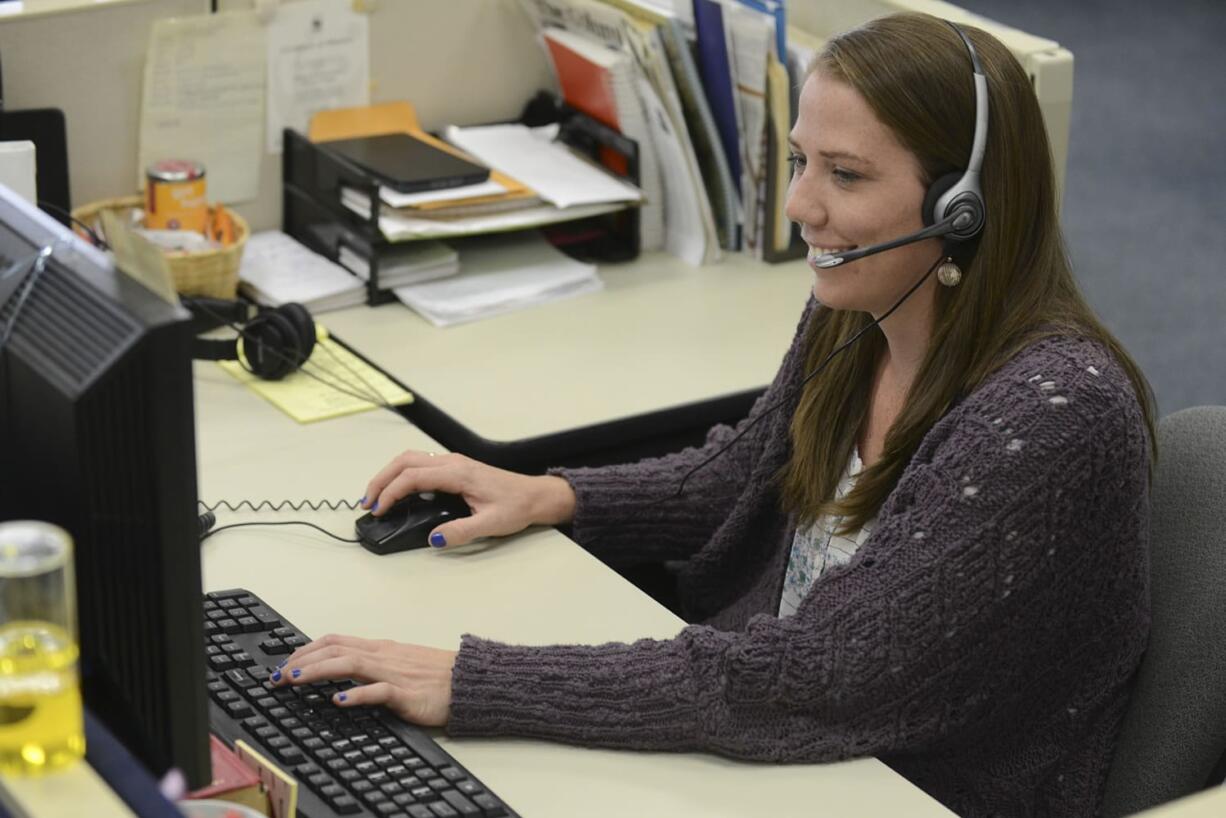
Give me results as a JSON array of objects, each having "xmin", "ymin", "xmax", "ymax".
[{"xmin": 238, "ymin": 231, "xmax": 365, "ymax": 314}]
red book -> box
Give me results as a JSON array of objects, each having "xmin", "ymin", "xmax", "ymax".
[{"xmin": 543, "ymin": 28, "xmax": 629, "ymax": 132}]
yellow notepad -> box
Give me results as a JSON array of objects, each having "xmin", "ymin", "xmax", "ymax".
[
  {"xmin": 219, "ymin": 331, "xmax": 413, "ymax": 423},
  {"xmin": 234, "ymin": 740, "xmax": 298, "ymax": 818}
]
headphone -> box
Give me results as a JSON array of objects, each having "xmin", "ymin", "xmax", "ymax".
[
  {"xmin": 811, "ymin": 20, "xmax": 989, "ymax": 269},
  {"xmin": 185, "ymin": 297, "xmax": 317, "ymax": 381}
]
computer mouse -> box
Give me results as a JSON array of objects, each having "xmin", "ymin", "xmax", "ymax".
[{"xmin": 354, "ymin": 491, "xmax": 472, "ymax": 555}]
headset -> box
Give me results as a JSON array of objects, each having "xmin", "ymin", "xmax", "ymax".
[
  {"xmin": 185, "ymin": 296, "xmax": 317, "ymax": 381},
  {"xmin": 811, "ymin": 21, "xmax": 989, "ymax": 269}
]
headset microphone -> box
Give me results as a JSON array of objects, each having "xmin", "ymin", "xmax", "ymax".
[{"xmin": 811, "ymin": 209, "xmax": 976, "ymax": 269}]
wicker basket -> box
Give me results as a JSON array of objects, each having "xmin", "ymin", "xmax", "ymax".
[{"xmin": 71, "ymin": 195, "xmax": 249, "ymax": 299}]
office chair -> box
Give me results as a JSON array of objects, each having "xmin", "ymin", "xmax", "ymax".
[{"xmin": 1102, "ymin": 405, "xmax": 1226, "ymax": 817}]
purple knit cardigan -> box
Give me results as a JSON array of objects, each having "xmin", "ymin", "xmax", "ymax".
[{"xmin": 449, "ymin": 300, "xmax": 1151, "ymax": 817}]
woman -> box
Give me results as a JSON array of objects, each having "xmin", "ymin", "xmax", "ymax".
[{"xmin": 274, "ymin": 13, "xmax": 1155, "ymax": 815}]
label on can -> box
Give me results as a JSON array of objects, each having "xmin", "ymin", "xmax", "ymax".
[{"xmin": 145, "ymin": 160, "xmax": 208, "ymax": 233}]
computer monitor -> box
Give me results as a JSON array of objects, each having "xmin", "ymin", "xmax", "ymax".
[{"xmin": 0, "ymin": 184, "xmax": 210, "ymax": 786}]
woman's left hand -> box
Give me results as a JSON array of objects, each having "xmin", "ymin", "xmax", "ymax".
[{"xmin": 270, "ymin": 634, "xmax": 457, "ymax": 727}]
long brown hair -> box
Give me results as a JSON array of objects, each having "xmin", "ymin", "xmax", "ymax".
[{"xmin": 779, "ymin": 13, "xmax": 1156, "ymax": 531}]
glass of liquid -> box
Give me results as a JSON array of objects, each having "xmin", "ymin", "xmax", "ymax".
[{"xmin": 0, "ymin": 521, "xmax": 85, "ymax": 774}]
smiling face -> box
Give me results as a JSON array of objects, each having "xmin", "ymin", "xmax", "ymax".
[{"xmin": 785, "ymin": 71, "xmax": 942, "ymax": 317}]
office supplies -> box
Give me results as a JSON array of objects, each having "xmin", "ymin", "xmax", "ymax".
[
  {"xmin": 659, "ymin": 16, "xmax": 740, "ymax": 251},
  {"xmin": 217, "ymin": 332, "xmax": 413, "ymax": 423},
  {"xmin": 692, "ymin": 0, "xmax": 744, "ymax": 189},
  {"xmin": 202, "ymin": 587, "xmax": 520, "ymax": 818},
  {"xmin": 239, "ymin": 230, "xmax": 365, "ymax": 313},
  {"xmin": 140, "ymin": 11, "xmax": 265, "ymax": 204},
  {"xmin": 337, "ymin": 240, "xmax": 458, "ymax": 289},
  {"xmin": 0, "ymin": 185, "xmax": 211, "ymax": 787},
  {"xmin": 392, "ymin": 230, "xmax": 603, "ymax": 327},
  {"xmin": 442, "ymin": 124, "xmax": 641, "ymax": 209},
  {"xmin": 321, "ymin": 133, "xmax": 490, "ymax": 194},
  {"xmin": 354, "ymin": 492, "xmax": 472, "ymax": 555}
]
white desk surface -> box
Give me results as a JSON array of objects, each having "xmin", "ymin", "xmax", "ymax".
[
  {"xmin": 323, "ymin": 252, "xmax": 814, "ymax": 443},
  {"xmin": 194, "ymin": 364, "xmax": 951, "ymax": 818},
  {"xmin": 0, "ymin": 764, "xmax": 135, "ymax": 818},
  {"xmin": 1134, "ymin": 787, "xmax": 1226, "ymax": 817}
]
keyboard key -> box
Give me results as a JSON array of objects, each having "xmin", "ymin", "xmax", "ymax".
[
  {"xmin": 238, "ymin": 595, "xmax": 259, "ymax": 606},
  {"xmin": 441, "ymin": 790, "xmax": 480, "ymax": 817},
  {"xmin": 456, "ymin": 781, "xmax": 480, "ymax": 796},
  {"xmin": 439, "ymin": 766, "xmax": 464, "ymax": 782},
  {"xmin": 330, "ymin": 795, "xmax": 361, "ymax": 815},
  {"xmin": 272, "ymin": 626, "xmax": 295, "ymax": 638},
  {"xmin": 375, "ymin": 803, "xmax": 400, "ymax": 815},
  {"xmin": 381, "ymin": 782, "xmax": 404, "ymax": 796},
  {"xmin": 408, "ymin": 807, "xmax": 434, "ymax": 818},
  {"xmin": 208, "ymin": 655, "xmax": 234, "ymax": 671},
  {"xmin": 242, "ymin": 716, "xmax": 268, "ymax": 731},
  {"xmin": 363, "ymin": 790, "xmax": 388, "ymax": 805},
  {"xmin": 237, "ymin": 616, "xmax": 261, "ymax": 633},
  {"xmin": 393, "ymin": 792, "xmax": 419, "ymax": 807},
  {"xmin": 218, "ymin": 618, "xmax": 243, "ymax": 634},
  {"xmin": 471, "ymin": 793, "xmax": 505, "ymax": 817},
  {"xmin": 276, "ymin": 747, "xmax": 305, "ymax": 765},
  {"xmin": 225, "ymin": 669, "xmax": 257, "ymax": 688},
  {"xmin": 307, "ymin": 772, "xmax": 331, "ymax": 789},
  {"xmin": 295, "ymin": 762, "xmax": 321, "ymax": 778},
  {"xmin": 267, "ymin": 736, "xmax": 290, "ymax": 750},
  {"xmin": 320, "ymin": 784, "xmax": 345, "ymax": 799},
  {"xmin": 225, "ymin": 701, "xmax": 254, "ymax": 719},
  {"xmin": 427, "ymin": 778, "xmax": 449, "ymax": 792},
  {"xmin": 259, "ymin": 638, "xmax": 290, "ymax": 655},
  {"xmin": 429, "ymin": 803, "xmax": 460, "ymax": 817},
  {"xmin": 218, "ymin": 598, "xmax": 239, "ymax": 609},
  {"xmin": 351, "ymin": 780, "xmax": 374, "ymax": 794}
]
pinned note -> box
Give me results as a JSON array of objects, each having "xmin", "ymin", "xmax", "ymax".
[
  {"xmin": 265, "ymin": 0, "xmax": 371, "ymax": 154},
  {"xmin": 139, "ymin": 11, "xmax": 266, "ymax": 204}
]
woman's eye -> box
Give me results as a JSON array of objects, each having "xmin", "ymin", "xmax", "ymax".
[
  {"xmin": 787, "ymin": 154, "xmax": 806, "ymax": 172},
  {"xmin": 833, "ymin": 168, "xmax": 861, "ymax": 185}
]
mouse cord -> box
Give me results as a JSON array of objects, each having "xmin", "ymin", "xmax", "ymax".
[
  {"xmin": 198, "ymin": 498, "xmax": 363, "ymax": 544},
  {"xmin": 199, "ymin": 519, "xmax": 360, "ymax": 544}
]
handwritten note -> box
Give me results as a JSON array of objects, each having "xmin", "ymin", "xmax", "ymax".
[
  {"xmin": 265, "ymin": 0, "xmax": 370, "ymax": 154},
  {"xmin": 139, "ymin": 11, "xmax": 266, "ymax": 203}
]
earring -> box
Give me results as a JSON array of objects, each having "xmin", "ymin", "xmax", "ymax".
[{"xmin": 936, "ymin": 259, "xmax": 963, "ymax": 287}]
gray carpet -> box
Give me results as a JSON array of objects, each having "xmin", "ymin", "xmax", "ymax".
[{"xmin": 957, "ymin": 0, "xmax": 1225, "ymax": 416}]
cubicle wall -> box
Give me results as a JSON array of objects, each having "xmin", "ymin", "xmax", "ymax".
[
  {"xmin": 0, "ymin": 0, "xmax": 207, "ymax": 213},
  {"xmin": 1, "ymin": 0, "xmax": 1070, "ymax": 234}
]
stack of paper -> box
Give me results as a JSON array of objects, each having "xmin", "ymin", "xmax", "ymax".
[
  {"xmin": 337, "ymin": 240, "xmax": 459, "ymax": 289},
  {"xmin": 239, "ymin": 231, "xmax": 365, "ymax": 313},
  {"xmin": 393, "ymin": 232, "xmax": 603, "ymax": 327}
]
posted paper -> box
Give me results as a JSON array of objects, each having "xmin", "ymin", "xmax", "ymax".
[
  {"xmin": 266, "ymin": 0, "xmax": 370, "ymax": 154},
  {"xmin": 139, "ymin": 11, "xmax": 266, "ymax": 203}
]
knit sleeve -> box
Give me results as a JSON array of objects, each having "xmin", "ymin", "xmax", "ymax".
[
  {"xmin": 449, "ymin": 343, "xmax": 1151, "ymax": 761},
  {"xmin": 546, "ymin": 298, "xmax": 818, "ymax": 565}
]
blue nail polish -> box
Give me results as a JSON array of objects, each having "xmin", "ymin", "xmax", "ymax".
[
  {"xmin": 337, "ymin": 692, "xmax": 347, "ymax": 703},
  {"xmin": 359, "ymin": 495, "xmax": 367, "ymax": 506},
  {"xmin": 430, "ymin": 532, "xmax": 446, "ymax": 548},
  {"xmin": 291, "ymin": 668, "xmax": 301, "ymax": 679},
  {"xmin": 271, "ymin": 670, "xmax": 281, "ymax": 682},
  {"xmin": 372, "ymin": 501, "xmax": 380, "ymax": 512}
]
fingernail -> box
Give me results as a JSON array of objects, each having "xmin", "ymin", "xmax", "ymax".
[
  {"xmin": 429, "ymin": 532, "xmax": 446, "ymax": 548},
  {"xmin": 359, "ymin": 495, "xmax": 367, "ymax": 506},
  {"xmin": 271, "ymin": 670, "xmax": 282, "ymax": 682},
  {"xmin": 337, "ymin": 692, "xmax": 347, "ymax": 703},
  {"xmin": 291, "ymin": 668, "xmax": 301, "ymax": 679},
  {"xmin": 372, "ymin": 501, "xmax": 380, "ymax": 512}
]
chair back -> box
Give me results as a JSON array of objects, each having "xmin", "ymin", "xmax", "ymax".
[{"xmin": 1103, "ymin": 406, "xmax": 1226, "ymax": 816}]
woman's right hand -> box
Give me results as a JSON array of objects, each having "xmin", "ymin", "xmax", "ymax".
[{"xmin": 360, "ymin": 450, "xmax": 576, "ymax": 548}]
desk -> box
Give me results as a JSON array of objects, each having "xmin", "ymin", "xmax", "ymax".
[
  {"xmin": 324, "ymin": 252, "xmax": 813, "ymax": 470},
  {"xmin": 194, "ymin": 363, "xmax": 951, "ymax": 818}
]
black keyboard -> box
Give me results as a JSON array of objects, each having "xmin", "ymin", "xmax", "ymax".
[{"xmin": 203, "ymin": 588, "xmax": 518, "ymax": 818}]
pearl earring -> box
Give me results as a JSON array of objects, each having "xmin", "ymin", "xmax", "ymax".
[{"xmin": 936, "ymin": 259, "xmax": 963, "ymax": 287}]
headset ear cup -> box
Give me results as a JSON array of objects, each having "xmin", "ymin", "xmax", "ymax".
[
  {"xmin": 242, "ymin": 312, "xmax": 297, "ymax": 380},
  {"xmin": 922, "ymin": 172, "xmax": 962, "ymax": 228},
  {"xmin": 273, "ymin": 303, "xmax": 317, "ymax": 367}
]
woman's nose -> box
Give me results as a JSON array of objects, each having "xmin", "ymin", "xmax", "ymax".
[{"xmin": 784, "ymin": 173, "xmax": 827, "ymax": 230}]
